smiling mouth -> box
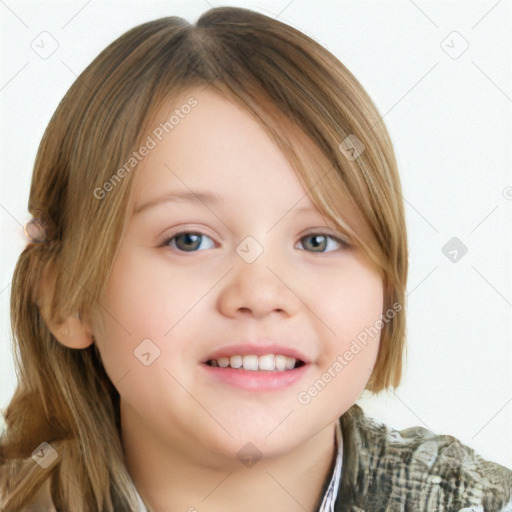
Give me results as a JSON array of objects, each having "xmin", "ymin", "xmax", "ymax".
[{"xmin": 205, "ymin": 354, "xmax": 306, "ymax": 371}]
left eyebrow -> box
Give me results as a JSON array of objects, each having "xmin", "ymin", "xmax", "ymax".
[{"xmin": 134, "ymin": 191, "xmax": 221, "ymax": 215}]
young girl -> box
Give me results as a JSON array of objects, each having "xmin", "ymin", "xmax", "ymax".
[{"xmin": 1, "ymin": 6, "xmax": 510, "ymax": 512}]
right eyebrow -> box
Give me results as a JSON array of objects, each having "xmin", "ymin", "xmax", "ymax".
[{"xmin": 134, "ymin": 191, "xmax": 222, "ymax": 215}]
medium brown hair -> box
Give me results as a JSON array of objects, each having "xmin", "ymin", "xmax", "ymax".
[{"xmin": 0, "ymin": 7, "xmax": 407, "ymax": 510}]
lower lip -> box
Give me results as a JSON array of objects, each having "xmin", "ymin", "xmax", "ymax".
[{"xmin": 200, "ymin": 363, "xmax": 310, "ymax": 391}]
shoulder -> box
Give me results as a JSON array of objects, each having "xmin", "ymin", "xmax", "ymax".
[{"xmin": 337, "ymin": 404, "xmax": 512, "ymax": 512}]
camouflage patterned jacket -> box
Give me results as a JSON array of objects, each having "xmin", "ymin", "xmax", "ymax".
[{"xmin": 331, "ymin": 403, "xmax": 512, "ymax": 511}]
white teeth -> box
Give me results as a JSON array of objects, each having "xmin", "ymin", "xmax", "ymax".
[
  {"xmin": 242, "ymin": 355, "xmax": 259, "ymax": 371},
  {"xmin": 275, "ymin": 355, "xmax": 286, "ymax": 371},
  {"xmin": 218, "ymin": 357, "xmax": 230, "ymax": 368},
  {"xmin": 229, "ymin": 355, "xmax": 243, "ymax": 368},
  {"xmin": 285, "ymin": 357, "xmax": 295, "ymax": 370},
  {"xmin": 208, "ymin": 354, "xmax": 299, "ymax": 371},
  {"xmin": 259, "ymin": 354, "xmax": 275, "ymax": 371}
]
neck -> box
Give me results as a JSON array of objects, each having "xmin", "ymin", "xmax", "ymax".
[{"xmin": 121, "ymin": 400, "xmax": 338, "ymax": 512}]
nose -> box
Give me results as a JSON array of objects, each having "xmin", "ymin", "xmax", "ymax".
[{"xmin": 216, "ymin": 246, "xmax": 300, "ymax": 319}]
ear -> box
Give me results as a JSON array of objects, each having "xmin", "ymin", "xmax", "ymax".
[{"xmin": 37, "ymin": 262, "xmax": 94, "ymax": 349}]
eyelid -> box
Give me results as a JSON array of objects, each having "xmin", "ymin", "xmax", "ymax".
[
  {"xmin": 159, "ymin": 223, "xmax": 217, "ymax": 241},
  {"xmin": 300, "ymin": 228, "xmax": 351, "ymax": 246}
]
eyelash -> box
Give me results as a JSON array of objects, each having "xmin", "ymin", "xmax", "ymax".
[{"xmin": 160, "ymin": 231, "xmax": 350, "ymax": 254}]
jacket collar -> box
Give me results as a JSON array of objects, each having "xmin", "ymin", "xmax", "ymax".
[
  {"xmin": 313, "ymin": 403, "xmax": 363, "ymax": 512},
  {"xmin": 336, "ymin": 403, "xmax": 365, "ymax": 511}
]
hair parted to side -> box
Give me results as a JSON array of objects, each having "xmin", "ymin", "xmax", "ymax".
[{"xmin": 0, "ymin": 6, "xmax": 407, "ymax": 510}]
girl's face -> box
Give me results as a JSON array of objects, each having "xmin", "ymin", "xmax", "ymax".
[{"xmin": 91, "ymin": 87, "xmax": 383, "ymax": 466}]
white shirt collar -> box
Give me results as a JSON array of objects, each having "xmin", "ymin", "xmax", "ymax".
[
  {"xmin": 318, "ymin": 420, "xmax": 344, "ymax": 512},
  {"xmin": 134, "ymin": 421, "xmax": 343, "ymax": 512}
]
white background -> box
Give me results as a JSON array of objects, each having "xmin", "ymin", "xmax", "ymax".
[{"xmin": 1, "ymin": 0, "xmax": 511, "ymax": 468}]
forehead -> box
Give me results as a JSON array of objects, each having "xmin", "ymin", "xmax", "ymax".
[{"xmin": 130, "ymin": 88, "xmax": 325, "ymax": 215}]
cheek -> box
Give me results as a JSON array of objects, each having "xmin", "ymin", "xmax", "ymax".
[
  {"xmin": 294, "ymin": 261, "xmax": 384, "ymax": 425},
  {"xmin": 90, "ymin": 250, "xmax": 171, "ymax": 379},
  {"xmin": 308, "ymin": 263, "xmax": 384, "ymax": 411},
  {"xmin": 98, "ymin": 249, "xmax": 208, "ymax": 336},
  {"xmin": 314, "ymin": 259, "xmax": 384, "ymax": 365},
  {"xmin": 91, "ymin": 249, "xmax": 219, "ymax": 379}
]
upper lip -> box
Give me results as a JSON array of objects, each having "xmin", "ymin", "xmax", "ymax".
[{"xmin": 203, "ymin": 343, "xmax": 310, "ymax": 364}]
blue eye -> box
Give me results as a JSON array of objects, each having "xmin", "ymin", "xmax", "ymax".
[
  {"xmin": 298, "ymin": 233, "xmax": 348, "ymax": 253},
  {"xmin": 163, "ymin": 232, "xmax": 215, "ymax": 252}
]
